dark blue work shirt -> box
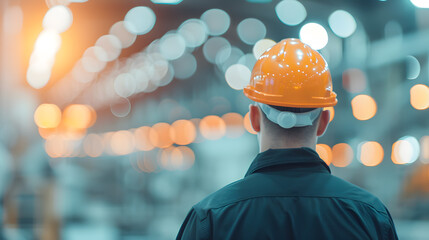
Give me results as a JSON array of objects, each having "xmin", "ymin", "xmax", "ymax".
[{"xmin": 177, "ymin": 148, "xmax": 398, "ymax": 240}]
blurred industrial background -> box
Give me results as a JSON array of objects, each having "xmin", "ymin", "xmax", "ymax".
[{"xmin": 1, "ymin": 0, "xmax": 429, "ymax": 239}]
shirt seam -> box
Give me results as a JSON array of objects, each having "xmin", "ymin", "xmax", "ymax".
[{"xmin": 197, "ymin": 195, "xmax": 389, "ymax": 220}]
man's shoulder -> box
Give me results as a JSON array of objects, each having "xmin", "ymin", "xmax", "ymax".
[
  {"xmin": 323, "ymin": 174, "xmax": 389, "ymax": 215},
  {"xmin": 192, "ymin": 172, "xmax": 390, "ymax": 219}
]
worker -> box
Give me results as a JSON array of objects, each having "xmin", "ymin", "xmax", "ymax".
[{"xmin": 176, "ymin": 38, "xmax": 398, "ymax": 239}]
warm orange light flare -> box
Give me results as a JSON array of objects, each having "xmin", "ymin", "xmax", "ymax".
[
  {"xmin": 199, "ymin": 115, "xmax": 226, "ymax": 140},
  {"xmin": 222, "ymin": 112, "xmax": 245, "ymax": 138},
  {"xmin": 149, "ymin": 123, "xmax": 173, "ymax": 148},
  {"xmin": 110, "ymin": 130, "xmax": 135, "ymax": 155},
  {"xmin": 244, "ymin": 112, "xmax": 257, "ymax": 134},
  {"xmin": 360, "ymin": 141, "xmax": 383, "ymax": 167},
  {"xmin": 135, "ymin": 126, "xmax": 155, "ymax": 151},
  {"xmin": 170, "ymin": 120, "xmax": 196, "ymax": 145},
  {"xmin": 63, "ymin": 104, "xmax": 96, "ymax": 129},
  {"xmin": 410, "ymin": 84, "xmax": 429, "ymax": 110},
  {"xmin": 83, "ymin": 134, "xmax": 104, "ymax": 158},
  {"xmin": 34, "ymin": 104, "xmax": 62, "ymax": 128},
  {"xmin": 332, "ymin": 143, "xmax": 353, "ymax": 167},
  {"xmin": 351, "ymin": 95, "xmax": 377, "ymax": 121},
  {"xmin": 316, "ymin": 144, "xmax": 332, "ymax": 165}
]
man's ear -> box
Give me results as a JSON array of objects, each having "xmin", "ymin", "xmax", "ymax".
[
  {"xmin": 249, "ymin": 104, "xmax": 261, "ymax": 133},
  {"xmin": 316, "ymin": 110, "xmax": 330, "ymax": 137}
]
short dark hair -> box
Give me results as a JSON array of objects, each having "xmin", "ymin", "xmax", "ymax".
[{"xmin": 269, "ymin": 105, "xmax": 317, "ymax": 113}]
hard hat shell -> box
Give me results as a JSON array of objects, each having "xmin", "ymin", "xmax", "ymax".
[{"xmin": 244, "ymin": 38, "xmax": 337, "ymax": 108}]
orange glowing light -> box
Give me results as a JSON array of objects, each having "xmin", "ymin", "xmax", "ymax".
[
  {"xmin": 323, "ymin": 107, "xmax": 335, "ymax": 123},
  {"xmin": 149, "ymin": 123, "xmax": 173, "ymax": 148},
  {"xmin": 63, "ymin": 104, "xmax": 96, "ymax": 129},
  {"xmin": 158, "ymin": 146, "xmax": 195, "ymax": 170},
  {"xmin": 316, "ymin": 144, "xmax": 332, "ymax": 165},
  {"xmin": 170, "ymin": 119, "xmax": 196, "ymax": 145},
  {"xmin": 110, "ymin": 130, "xmax": 135, "ymax": 155},
  {"xmin": 34, "ymin": 104, "xmax": 62, "ymax": 129},
  {"xmin": 351, "ymin": 95, "xmax": 377, "ymax": 121},
  {"xmin": 38, "ymin": 127, "xmax": 58, "ymax": 139},
  {"xmin": 45, "ymin": 135, "xmax": 65, "ymax": 158},
  {"xmin": 410, "ymin": 84, "xmax": 429, "ymax": 110},
  {"xmin": 360, "ymin": 141, "xmax": 383, "ymax": 167},
  {"xmin": 199, "ymin": 115, "xmax": 226, "ymax": 140},
  {"xmin": 332, "ymin": 143, "xmax": 353, "ymax": 167},
  {"xmin": 134, "ymin": 126, "xmax": 155, "ymax": 151},
  {"xmin": 222, "ymin": 112, "xmax": 245, "ymax": 138},
  {"xmin": 244, "ymin": 112, "xmax": 257, "ymax": 134},
  {"xmin": 83, "ymin": 134, "xmax": 104, "ymax": 158}
]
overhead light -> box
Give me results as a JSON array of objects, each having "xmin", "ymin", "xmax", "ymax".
[
  {"xmin": 410, "ymin": 0, "xmax": 429, "ymax": 8},
  {"xmin": 151, "ymin": 0, "xmax": 183, "ymax": 4}
]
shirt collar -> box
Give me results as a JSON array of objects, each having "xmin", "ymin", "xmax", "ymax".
[{"xmin": 245, "ymin": 147, "xmax": 331, "ymax": 177}]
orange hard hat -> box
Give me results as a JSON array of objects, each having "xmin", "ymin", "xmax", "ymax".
[{"xmin": 244, "ymin": 38, "xmax": 337, "ymax": 108}]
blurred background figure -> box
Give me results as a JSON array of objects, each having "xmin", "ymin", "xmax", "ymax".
[{"xmin": 0, "ymin": 0, "xmax": 428, "ymax": 239}]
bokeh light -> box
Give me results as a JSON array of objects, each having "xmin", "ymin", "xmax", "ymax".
[
  {"xmin": 275, "ymin": 0, "xmax": 307, "ymax": 26},
  {"xmin": 45, "ymin": 135, "xmax": 66, "ymax": 158},
  {"xmin": 328, "ymin": 10, "xmax": 357, "ymax": 38},
  {"xmin": 63, "ymin": 104, "xmax": 96, "ymax": 129},
  {"xmin": 199, "ymin": 115, "xmax": 226, "ymax": 140},
  {"xmin": 34, "ymin": 104, "xmax": 62, "ymax": 129},
  {"xmin": 351, "ymin": 95, "xmax": 377, "ymax": 120},
  {"xmin": 134, "ymin": 126, "xmax": 155, "ymax": 151},
  {"xmin": 114, "ymin": 73, "xmax": 137, "ymax": 98},
  {"xmin": 110, "ymin": 130, "xmax": 135, "ymax": 155},
  {"xmin": 170, "ymin": 120, "xmax": 196, "ymax": 145},
  {"xmin": 410, "ymin": 0, "xmax": 429, "ymax": 8},
  {"xmin": 149, "ymin": 123, "xmax": 173, "ymax": 148},
  {"xmin": 171, "ymin": 53, "xmax": 197, "ymax": 79},
  {"xmin": 203, "ymin": 37, "xmax": 231, "ymax": 63},
  {"xmin": 237, "ymin": 18, "xmax": 266, "ymax": 45},
  {"xmin": 316, "ymin": 144, "xmax": 332, "ymax": 165},
  {"xmin": 42, "ymin": 5, "xmax": 73, "ymax": 33},
  {"xmin": 81, "ymin": 46, "xmax": 107, "ymax": 73},
  {"xmin": 200, "ymin": 9, "xmax": 230, "ymax": 36},
  {"xmin": 95, "ymin": 35, "xmax": 122, "ymax": 62},
  {"xmin": 253, "ymin": 38, "xmax": 276, "ymax": 59},
  {"xmin": 299, "ymin": 23, "xmax": 328, "ymax": 50},
  {"xmin": 160, "ymin": 33, "xmax": 186, "ymax": 60},
  {"xmin": 420, "ymin": 136, "xmax": 429, "ymax": 163},
  {"xmin": 392, "ymin": 136, "xmax": 420, "ymax": 165},
  {"xmin": 83, "ymin": 134, "xmax": 104, "ymax": 157},
  {"xmin": 342, "ymin": 68, "xmax": 367, "ymax": 93},
  {"xmin": 405, "ymin": 56, "xmax": 421, "ymax": 80},
  {"xmin": 359, "ymin": 141, "xmax": 384, "ymax": 167},
  {"xmin": 151, "ymin": 0, "xmax": 183, "ymax": 4},
  {"xmin": 332, "ymin": 143, "xmax": 353, "ymax": 167},
  {"xmin": 222, "ymin": 113, "xmax": 245, "ymax": 138},
  {"xmin": 159, "ymin": 146, "xmax": 195, "ymax": 170},
  {"xmin": 244, "ymin": 112, "xmax": 257, "ymax": 134},
  {"xmin": 124, "ymin": 6, "xmax": 156, "ymax": 35},
  {"xmin": 410, "ymin": 84, "xmax": 429, "ymax": 110},
  {"xmin": 178, "ymin": 19, "xmax": 208, "ymax": 48},
  {"xmin": 109, "ymin": 21, "xmax": 137, "ymax": 48},
  {"xmin": 110, "ymin": 97, "xmax": 131, "ymax": 117},
  {"xmin": 225, "ymin": 64, "xmax": 251, "ymax": 90}
]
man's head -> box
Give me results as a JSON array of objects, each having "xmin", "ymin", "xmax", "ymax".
[
  {"xmin": 243, "ymin": 38, "xmax": 337, "ymax": 152},
  {"xmin": 249, "ymin": 104, "xmax": 330, "ymax": 152}
]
